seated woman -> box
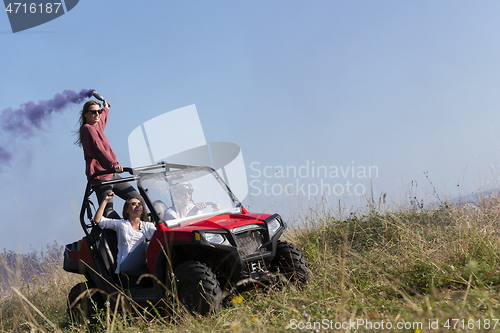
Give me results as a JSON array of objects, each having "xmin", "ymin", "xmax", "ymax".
[{"xmin": 94, "ymin": 191, "xmax": 156, "ymax": 275}]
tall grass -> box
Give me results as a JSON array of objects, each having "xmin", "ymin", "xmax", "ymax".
[
  {"xmin": 0, "ymin": 243, "xmax": 81, "ymax": 331},
  {"xmin": 3, "ymin": 196, "xmax": 500, "ymax": 332}
]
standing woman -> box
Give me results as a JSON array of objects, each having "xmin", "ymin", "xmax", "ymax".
[{"xmin": 76, "ymin": 99, "xmax": 140, "ymax": 218}]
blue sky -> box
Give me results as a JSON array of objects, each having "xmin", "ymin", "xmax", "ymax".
[{"xmin": 2, "ymin": 1, "xmax": 500, "ymax": 253}]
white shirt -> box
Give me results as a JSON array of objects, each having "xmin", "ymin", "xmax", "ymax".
[{"xmin": 99, "ymin": 217, "xmax": 156, "ymax": 273}]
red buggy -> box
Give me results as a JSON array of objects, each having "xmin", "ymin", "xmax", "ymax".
[{"xmin": 63, "ymin": 163, "xmax": 309, "ymax": 321}]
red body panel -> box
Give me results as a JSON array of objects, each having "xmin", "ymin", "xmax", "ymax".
[
  {"xmin": 147, "ymin": 212, "xmax": 273, "ymax": 274},
  {"xmin": 67, "ymin": 238, "xmax": 94, "ymax": 264}
]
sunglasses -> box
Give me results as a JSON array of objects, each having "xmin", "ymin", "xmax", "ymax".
[
  {"xmin": 130, "ymin": 202, "xmax": 143, "ymax": 207},
  {"xmin": 178, "ymin": 190, "xmax": 193, "ymax": 196},
  {"xmin": 88, "ymin": 109, "xmax": 103, "ymax": 115}
]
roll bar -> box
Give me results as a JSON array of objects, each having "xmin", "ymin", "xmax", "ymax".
[{"xmin": 79, "ymin": 162, "xmax": 197, "ymax": 240}]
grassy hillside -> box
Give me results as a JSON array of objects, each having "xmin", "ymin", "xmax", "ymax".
[{"xmin": 3, "ymin": 198, "xmax": 500, "ymax": 332}]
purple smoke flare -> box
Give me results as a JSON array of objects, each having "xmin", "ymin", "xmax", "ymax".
[
  {"xmin": 0, "ymin": 147, "xmax": 12, "ymax": 165},
  {"xmin": 0, "ymin": 88, "xmax": 95, "ymax": 166}
]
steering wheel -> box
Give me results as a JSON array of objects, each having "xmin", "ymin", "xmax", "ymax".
[{"xmin": 186, "ymin": 202, "xmax": 217, "ymax": 216}]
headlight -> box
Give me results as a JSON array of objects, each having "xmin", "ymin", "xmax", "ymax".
[
  {"xmin": 203, "ymin": 233, "xmax": 226, "ymax": 245},
  {"xmin": 268, "ymin": 218, "xmax": 281, "ymax": 237}
]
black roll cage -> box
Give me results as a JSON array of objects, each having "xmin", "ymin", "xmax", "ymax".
[{"xmin": 79, "ymin": 162, "xmax": 242, "ymax": 243}]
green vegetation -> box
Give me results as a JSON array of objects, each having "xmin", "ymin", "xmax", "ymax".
[{"xmin": 3, "ymin": 198, "xmax": 500, "ymax": 332}]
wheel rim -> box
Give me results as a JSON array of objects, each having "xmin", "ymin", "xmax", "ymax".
[{"xmin": 178, "ymin": 280, "xmax": 200, "ymax": 311}]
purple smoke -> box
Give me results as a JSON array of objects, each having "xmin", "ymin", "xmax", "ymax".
[
  {"xmin": 0, "ymin": 147, "xmax": 12, "ymax": 162},
  {"xmin": 0, "ymin": 88, "xmax": 95, "ymax": 166}
]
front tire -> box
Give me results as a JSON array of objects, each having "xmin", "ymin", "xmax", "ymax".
[
  {"xmin": 174, "ymin": 260, "xmax": 222, "ymax": 315},
  {"xmin": 67, "ymin": 282, "xmax": 102, "ymax": 325},
  {"xmin": 271, "ymin": 241, "xmax": 310, "ymax": 287}
]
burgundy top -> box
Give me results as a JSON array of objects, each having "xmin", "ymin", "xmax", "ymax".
[{"xmin": 81, "ymin": 107, "xmax": 119, "ymax": 181}]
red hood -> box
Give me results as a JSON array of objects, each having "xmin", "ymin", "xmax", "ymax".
[{"xmin": 169, "ymin": 212, "xmax": 273, "ymax": 232}]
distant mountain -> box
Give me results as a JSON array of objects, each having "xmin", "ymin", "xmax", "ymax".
[{"xmin": 453, "ymin": 188, "xmax": 500, "ymax": 205}]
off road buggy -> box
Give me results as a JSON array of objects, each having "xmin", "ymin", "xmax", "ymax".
[{"xmin": 63, "ymin": 163, "xmax": 309, "ymax": 321}]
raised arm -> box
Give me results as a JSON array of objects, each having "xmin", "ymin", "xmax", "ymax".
[{"xmin": 94, "ymin": 191, "xmax": 114, "ymax": 223}]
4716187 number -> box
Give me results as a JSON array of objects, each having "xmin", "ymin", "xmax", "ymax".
[
  {"xmin": 5, "ymin": 3, "xmax": 62, "ymax": 14},
  {"xmin": 443, "ymin": 318, "xmax": 499, "ymax": 330}
]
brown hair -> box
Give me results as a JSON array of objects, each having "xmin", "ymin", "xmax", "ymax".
[
  {"xmin": 74, "ymin": 100, "xmax": 101, "ymax": 146},
  {"xmin": 122, "ymin": 197, "xmax": 149, "ymax": 221}
]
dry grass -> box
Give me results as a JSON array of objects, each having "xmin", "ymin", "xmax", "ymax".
[{"xmin": 3, "ymin": 197, "xmax": 500, "ymax": 332}]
